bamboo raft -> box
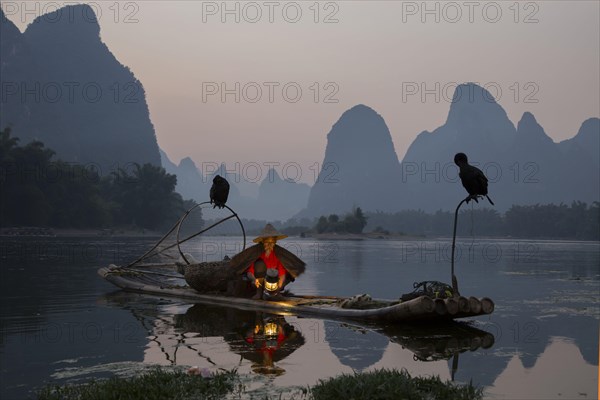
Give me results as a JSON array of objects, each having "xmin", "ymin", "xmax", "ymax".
[{"xmin": 98, "ymin": 264, "xmax": 494, "ymax": 323}]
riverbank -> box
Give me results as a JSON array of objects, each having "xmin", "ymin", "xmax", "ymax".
[
  {"xmin": 304, "ymin": 232, "xmax": 427, "ymax": 241},
  {"xmin": 0, "ymin": 227, "xmax": 162, "ymax": 238},
  {"xmin": 38, "ymin": 367, "xmax": 483, "ymax": 400}
]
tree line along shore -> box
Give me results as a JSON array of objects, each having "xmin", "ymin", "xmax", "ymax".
[{"xmin": 2, "ymin": 129, "xmax": 598, "ymax": 241}]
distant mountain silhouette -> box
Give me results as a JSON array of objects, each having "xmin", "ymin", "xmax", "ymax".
[
  {"xmin": 160, "ymin": 150, "xmax": 310, "ymax": 220},
  {"xmin": 301, "ymin": 84, "xmax": 598, "ymax": 216},
  {"xmin": 300, "ymin": 104, "xmax": 403, "ymax": 217},
  {"xmin": 0, "ymin": 8, "xmax": 78, "ymax": 157},
  {"xmin": 499, "ymin": 112, "xmax": 562, "ymax": 205},
  {"xmin": 0, "ymin": 6, "xmax": 160, "ymax": 170},
  {"xmin": 256, "ymin": 168, "xmax": 310, "ymax": 220},
  {"xmin": 400, "ymin": 83, "xmax": 519, "ymax": 210},
  {"xmin": 5, "ymin": 9, "xmax": 597, "ymax": 218},
  {"xmin": 559, "ymin": 118, "xmax": 600, "ymax": 169},
  {"xmin": 553, "ymin": 118, "xmax": 600, "ymax": 205},
  {"xmin": 405, "ymin": 83, "xmax": 516, "ymax": 165},
  {"xmin": 160, "ymin": 149, "xmax": 210, "ymax": 203}
]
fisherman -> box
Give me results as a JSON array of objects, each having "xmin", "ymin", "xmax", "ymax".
[{"xmin": 229, "ymin": 224, "xmax": 306, "ymax": 299}]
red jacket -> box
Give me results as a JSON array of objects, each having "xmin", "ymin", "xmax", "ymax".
[{"xmin": 247, "ymin": 251, "xmax": 287, "ymax": 277}]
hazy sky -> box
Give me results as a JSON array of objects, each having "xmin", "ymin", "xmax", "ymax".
[{"xmin": 4, "ymin": 1, "xmax": 599, "ymax": 184}]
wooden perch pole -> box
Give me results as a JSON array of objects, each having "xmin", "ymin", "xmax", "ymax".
[{"xmin": 451, "ymin": 197, "xmax": 469, "ymax": 296}]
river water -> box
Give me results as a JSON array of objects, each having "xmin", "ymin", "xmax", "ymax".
[{"xmin": 0, "ymin": 236, "xmax": 598, "ymax": 399}]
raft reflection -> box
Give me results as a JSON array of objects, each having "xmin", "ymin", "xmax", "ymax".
[
  {"xmin": 103, "ymin": 292, "xmax": 495, "ymax": 379},
  {"xmin": 380, "ymin": 323, "xmax": 495, "ymax": 362}
]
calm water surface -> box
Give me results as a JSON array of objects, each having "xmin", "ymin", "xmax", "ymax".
[{"xmin": 0, "ymin": 236, "xmax": 598, "ymax": 399}]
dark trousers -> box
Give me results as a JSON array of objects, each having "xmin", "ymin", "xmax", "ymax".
[
  {"xmin": 253, "ymin": 260, "xmax": 288, "ymax": 290},
  {"xmin": 253, "ymin": 259, "xmax": 267, "ymax": 286},
  {"xmin": 232, "ymin": 260, "xmax": 287, "ymax": 298}
]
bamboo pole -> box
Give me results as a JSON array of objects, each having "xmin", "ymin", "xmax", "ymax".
[
  {"xmin": 468, "ymin": 297, "xmax": 482, "ymax": 314},
  {"xmin": 384, "ymin": 295, "xmax": 435, "ymax": 320},
  {"xmin": 457, "ymin": 296, "xmax": 470, "ymax": 313},
  {"xmin": 451, "ymin": 197, "xmax": 469, "ymax": 296},
  {"xmin": 444, "ymin": 298, "xmax": 459, "ymax": 315},
  {"xmin": 434, "ymin": 298, "xmax": 448, "ymax": 315},
  {"xmin": 480, "ymin": 297, "xmax": 495, "ymax": 314}
]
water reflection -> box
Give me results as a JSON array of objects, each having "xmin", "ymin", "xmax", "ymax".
[
  {"xmin": 381, "ymin": 323, "xmax": 495, "ymax": 362},
  {"xmin": 323, "ymin": 320, "xmax": 388, "ymax": 371},
  {"xmin": 177, "ymin": 305, "xmax": 305, "ymax": 376},
  {"xmin": 1, "ymin": 237, "xmax": 598, "ymax": 399},
  {"xmin": 99, "ymin": 288, "xmax": 598, "ymax": 399},
  {"xmin": 379, "ymin": 322, "xmax": 495, "ymax": 381},
  {"xmin": 103, "ymin": 291, "xmax": 496, "ymax": 381}
]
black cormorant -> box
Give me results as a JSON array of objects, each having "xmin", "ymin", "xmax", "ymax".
[
  {"xmin": 454, "ymin": 153, "xmax": 495, "ymax": 205},
  {"xmin": 210, "ymin": 175, "xmax": 230, "ymax": 209}
]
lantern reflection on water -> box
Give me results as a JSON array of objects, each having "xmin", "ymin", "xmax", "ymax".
[{"xmin": 264, "ymin": 321, "xmax": 279, "ymax": 338}]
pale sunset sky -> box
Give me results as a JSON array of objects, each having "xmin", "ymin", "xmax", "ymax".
[{"xmin": 4, "ymin": 0, "xmax": 599, "ymax": 183}]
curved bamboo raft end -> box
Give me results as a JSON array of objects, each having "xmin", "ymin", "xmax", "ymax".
[
  {"xmin": 443, "ymin": 298, "xmax": 459, "ymax": 315},
  {"xmin": 481, "ymin": 297, "xmax": 495, "ymax": 314},
  {"xmin": 468, "ymin": 296, "xmax": 482, "ymax": 314},
  {"xmin": 434, "ymin": 299, "xmax": 447, "ymax": 315},
  {"xmin": 428, "ymin": 295, "xmax": 493, "ymax": 319},
  {"xmin": 457, "ymin": 296, "xmax": 470, "ymax": 313}
]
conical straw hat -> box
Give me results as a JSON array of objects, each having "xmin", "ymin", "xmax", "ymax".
[{"xmin": 253, "ymin": 224, "xmax": 288, "ymax": 243}]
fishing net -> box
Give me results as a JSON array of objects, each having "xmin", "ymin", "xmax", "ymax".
[{"xmin": 108, "ymin": 202, "xmax": 247, "ymax": 288}]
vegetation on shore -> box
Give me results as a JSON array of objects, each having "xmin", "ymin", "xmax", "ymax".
[
  {"xmin": 0, "ymin": 128, "xmax": 194, "ymax": 231},
  {"xmin": 4, "ymin": 128, "xmax": 597, "ymax": 240},
  {"xmin": 364, "ymin": 203, "xmax": 600, "ymax": 240},
  {"xmin": 38, "ymin": 367, "xmax": 483, "ymax": 400},
  {"xmin": 234, "ymin": 201, "xmax": 599, "ymax": 241},
  {"xmin": 231, "ymin": 202, "xmax": 599, "ymax": 241},
  {"xmin": 314, "ymin": 207, "xmax": 368, "ymax": 234},
  {"xmin": 37, "ymin": 368, "xmax": 237, "ymax": 400},
  {"xmin": 310, "ymin": 368, "xmax": 483, "ymax": 400}
]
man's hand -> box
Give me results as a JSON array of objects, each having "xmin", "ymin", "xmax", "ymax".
[{"xmin": 247, "ymin": 272, "xmax": 259, "ymax": 287}]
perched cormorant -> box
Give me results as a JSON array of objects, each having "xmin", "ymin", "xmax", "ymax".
[
  {"xmin": 454, "ymin": 153, "xmax": 495, "ymax": 205},
  {"xmin": 210, "ymin": 175, "xmax": 230, "ymax": 209}
]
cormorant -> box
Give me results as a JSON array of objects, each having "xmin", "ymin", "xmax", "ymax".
[
  {"xmin": 454, "ymin": 153, "xmax": 495, "ymax": 205},
  {"xmin": 210, "ymin": 175, "xmax": 230, "ymax": 209}
]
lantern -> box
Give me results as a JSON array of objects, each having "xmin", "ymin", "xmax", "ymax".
[{"xmin": 263, "ymin": 269, "xmax": 280, "ymax": 299}]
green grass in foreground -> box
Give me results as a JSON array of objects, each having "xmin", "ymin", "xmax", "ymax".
[
  {"xmin": 310, "ymin": 368, "xmax": 483, "ymax": 400},
  {"xmin": 37, "ymin": 367, "xmax": 483, "ymax": 400},
  {"xmin": 37, "ymin": 368, "xmax": 237, "ymax": 400}
]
